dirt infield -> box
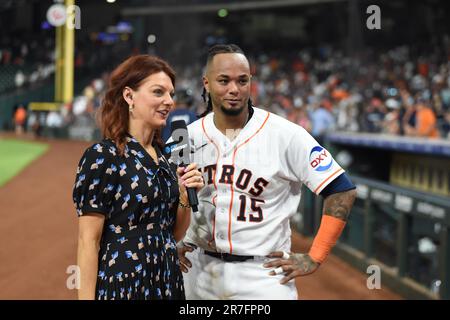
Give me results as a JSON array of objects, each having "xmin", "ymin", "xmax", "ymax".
[{"xmin": 0, "ymin": 136, "xmax": 401, "ymax": 300}]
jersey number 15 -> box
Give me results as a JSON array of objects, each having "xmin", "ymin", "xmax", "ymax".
[{"xmin": 237, "ymin": 195, "xmax": 265, "ymax": 222}]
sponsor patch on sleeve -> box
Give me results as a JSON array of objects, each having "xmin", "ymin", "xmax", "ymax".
[{"xmin": 309, "ymin": 146, "xmax": 333, "ymax": 172}]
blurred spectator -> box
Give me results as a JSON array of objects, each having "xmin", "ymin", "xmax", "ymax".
[
  {"xmin": 442, "ymin": 111, "xmax": 450, "ymax": 138},
  {"xmin": 27, "ymin": 111, "xmax": 42, "ymax": 138},
  {"xmin": 83, "ymin": 85, "xmax": 95, "ymax": 100},
  {"xmin": 364, "ymin": 98, "xmax": 387, "ymax": 133},
  {"xmin": 400, "ymin": 89, "xmax": 416, "ymax": 135},
  {"xmin": 46, "ymin": 110, "xmax": 63, "ymax": 138},
  {"xmin": 14, "ymin": 104, "xmax": 27, "ymax": 135},
  {"xmin": 310, "ymin": 99, "xmax": 335, "ymax": 139},
  {"xmin": 406, "ymin": 99, "xmax": 439, "ymax": 138},
  {"xmin": 72, "ymin": 95, "xmax": 89, "ymax": 116},
  {"xmin": 288, "ymin": 103, "xmax": 312, "ymax": 132},
  {"xmin": 382, "ymin": 98, "xmax": 401, "ymax": 134},
  {"xmin": 14, "ymin": 70, "xmax": 25, "ymax": 87}
]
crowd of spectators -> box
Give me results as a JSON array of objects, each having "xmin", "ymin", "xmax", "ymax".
[
  {"xmin": 6, "ymin": 34, "xmax": 450, "ymax": 140},
  {"xmin": 0, "ymin": 29, "xmax": 134, "ymax": 96},
  {"xmin": 170, "ymin": 37, "xmax": 450, "ymax": 140},
  {"xmin": 242, "ymin": 38, "xmax": 450, "ymax": 140},
  {"xmin": 0, "ymin": 33, "xmax": 56, "ymax": 93}
]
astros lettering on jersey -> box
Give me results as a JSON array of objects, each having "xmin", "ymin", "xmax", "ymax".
[{"xmin": 178, "ymin": 107, "xmax": 344, "ymax": 257}]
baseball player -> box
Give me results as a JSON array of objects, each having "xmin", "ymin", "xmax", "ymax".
[{"xmin": 175, "ymin": 44, "xmax": 356, "ymax": 300}]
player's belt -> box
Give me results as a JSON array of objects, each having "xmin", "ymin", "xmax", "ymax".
[{"xmin": 204, "ymin": 250, "xmax": 254, "ymax": 262}]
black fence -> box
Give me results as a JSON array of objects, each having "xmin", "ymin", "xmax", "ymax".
[{"xmin": 295, "ymin": 175, "xmax": 450, "ymax": 299}]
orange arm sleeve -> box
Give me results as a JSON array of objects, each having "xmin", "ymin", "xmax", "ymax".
[{"xmin": 308, "ymin": 215, "xmax": 346, "ymax": 264}]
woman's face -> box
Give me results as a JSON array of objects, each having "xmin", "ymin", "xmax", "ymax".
[{"xmin": 129, "ymin": 71, "xmax": 175, "ymax": 129}]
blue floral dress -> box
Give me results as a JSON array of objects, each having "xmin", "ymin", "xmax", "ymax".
[{"xmin": 72, "ymin": 135, "xmax": 185, "ymax": 300}]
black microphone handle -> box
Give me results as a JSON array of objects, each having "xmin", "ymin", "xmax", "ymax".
[
  {"xmin": 179, "ymin": 161, "xmax": 199, "ymax": 212},
  {"xmin": 186, "ymin": 187, "xmax": 199, "ymax": 212}
]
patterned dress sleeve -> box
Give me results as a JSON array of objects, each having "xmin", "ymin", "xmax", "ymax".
[{"xmin": 72, "ymin": 142, "xmax": 118, "ymax": 217}]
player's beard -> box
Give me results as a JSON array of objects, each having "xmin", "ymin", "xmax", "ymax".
[{"xmin": 219, "ymin": 102, "xmax": 246, "ymax": 116}]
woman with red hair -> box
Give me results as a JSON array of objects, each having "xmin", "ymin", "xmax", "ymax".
[{"xmin": 73, "ymin": 55, "xmax": 204, "ymax": 300}]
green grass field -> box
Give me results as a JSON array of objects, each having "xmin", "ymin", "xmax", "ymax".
[{"xmin": 0, "ymin": 139, "xmax": 49, "ymax": 187}]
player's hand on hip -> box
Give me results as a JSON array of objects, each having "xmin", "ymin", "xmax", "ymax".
[
  {"xmin": 263, "ymin": 251, "xmax": 320, "ymax": 284},
  {"xmin": 177, "ymin": 163, "xmax": 205, "ymax": 199},
  {"xmin": 177, "ymin": 244, "xmax": 194, "ymax": 273}
]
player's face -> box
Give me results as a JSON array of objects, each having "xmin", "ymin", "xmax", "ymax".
[
  {"xmin": 128, "ymin": 71, "xmax": 175, "ymax": 128},
  {"xmin": 204, "ymin": 53, "xmax": 251, "ymax": 116}
]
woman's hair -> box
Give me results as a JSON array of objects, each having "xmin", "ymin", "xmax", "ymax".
[
  {"xmin": 98, "ymin": 54, "xmax": 176, "ymax": 154},
  {"xmin": 198, "ymin": 44, "xmax": 253, "ymax": 118}
]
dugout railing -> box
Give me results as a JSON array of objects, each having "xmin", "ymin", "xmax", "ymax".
[{"xmin": 296, "ymin": 175, "xmax": 450, "ymax": 300}]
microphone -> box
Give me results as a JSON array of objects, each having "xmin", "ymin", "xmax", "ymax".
[{"xmin": 170, "ymin": 120, "xmax": 199, "ymax": 212}]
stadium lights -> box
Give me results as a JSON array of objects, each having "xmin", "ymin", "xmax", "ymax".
[
  {"xmin": 218, "ymin": 8, "xmax": 228, "ymax": 18},
  {"xmin": 147, "ymin": 34, "xmax": 156, "ymax": 44}
]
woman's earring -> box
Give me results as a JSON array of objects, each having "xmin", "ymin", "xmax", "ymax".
[{"xmin": 129, "ymin": 104, "xmax": 134, "ymax": 112}]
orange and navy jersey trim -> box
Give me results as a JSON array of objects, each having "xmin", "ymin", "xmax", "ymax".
[{"xmin": 313, "ymin": 168, "xmax": 344, "ymax": 194}]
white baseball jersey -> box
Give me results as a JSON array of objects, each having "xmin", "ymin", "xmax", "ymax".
[{"xmin": 183, "ymin": 107, "xmax": 344, "ymax": 256}]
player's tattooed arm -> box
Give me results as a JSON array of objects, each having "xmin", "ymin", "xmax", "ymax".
[
  {"xmin": 322, "ymin": 189, "xmax": 356, "ymax": 221},
  {"xmin": 264, "ymin": 190, "xmax": 356, "ymax": 283}
]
